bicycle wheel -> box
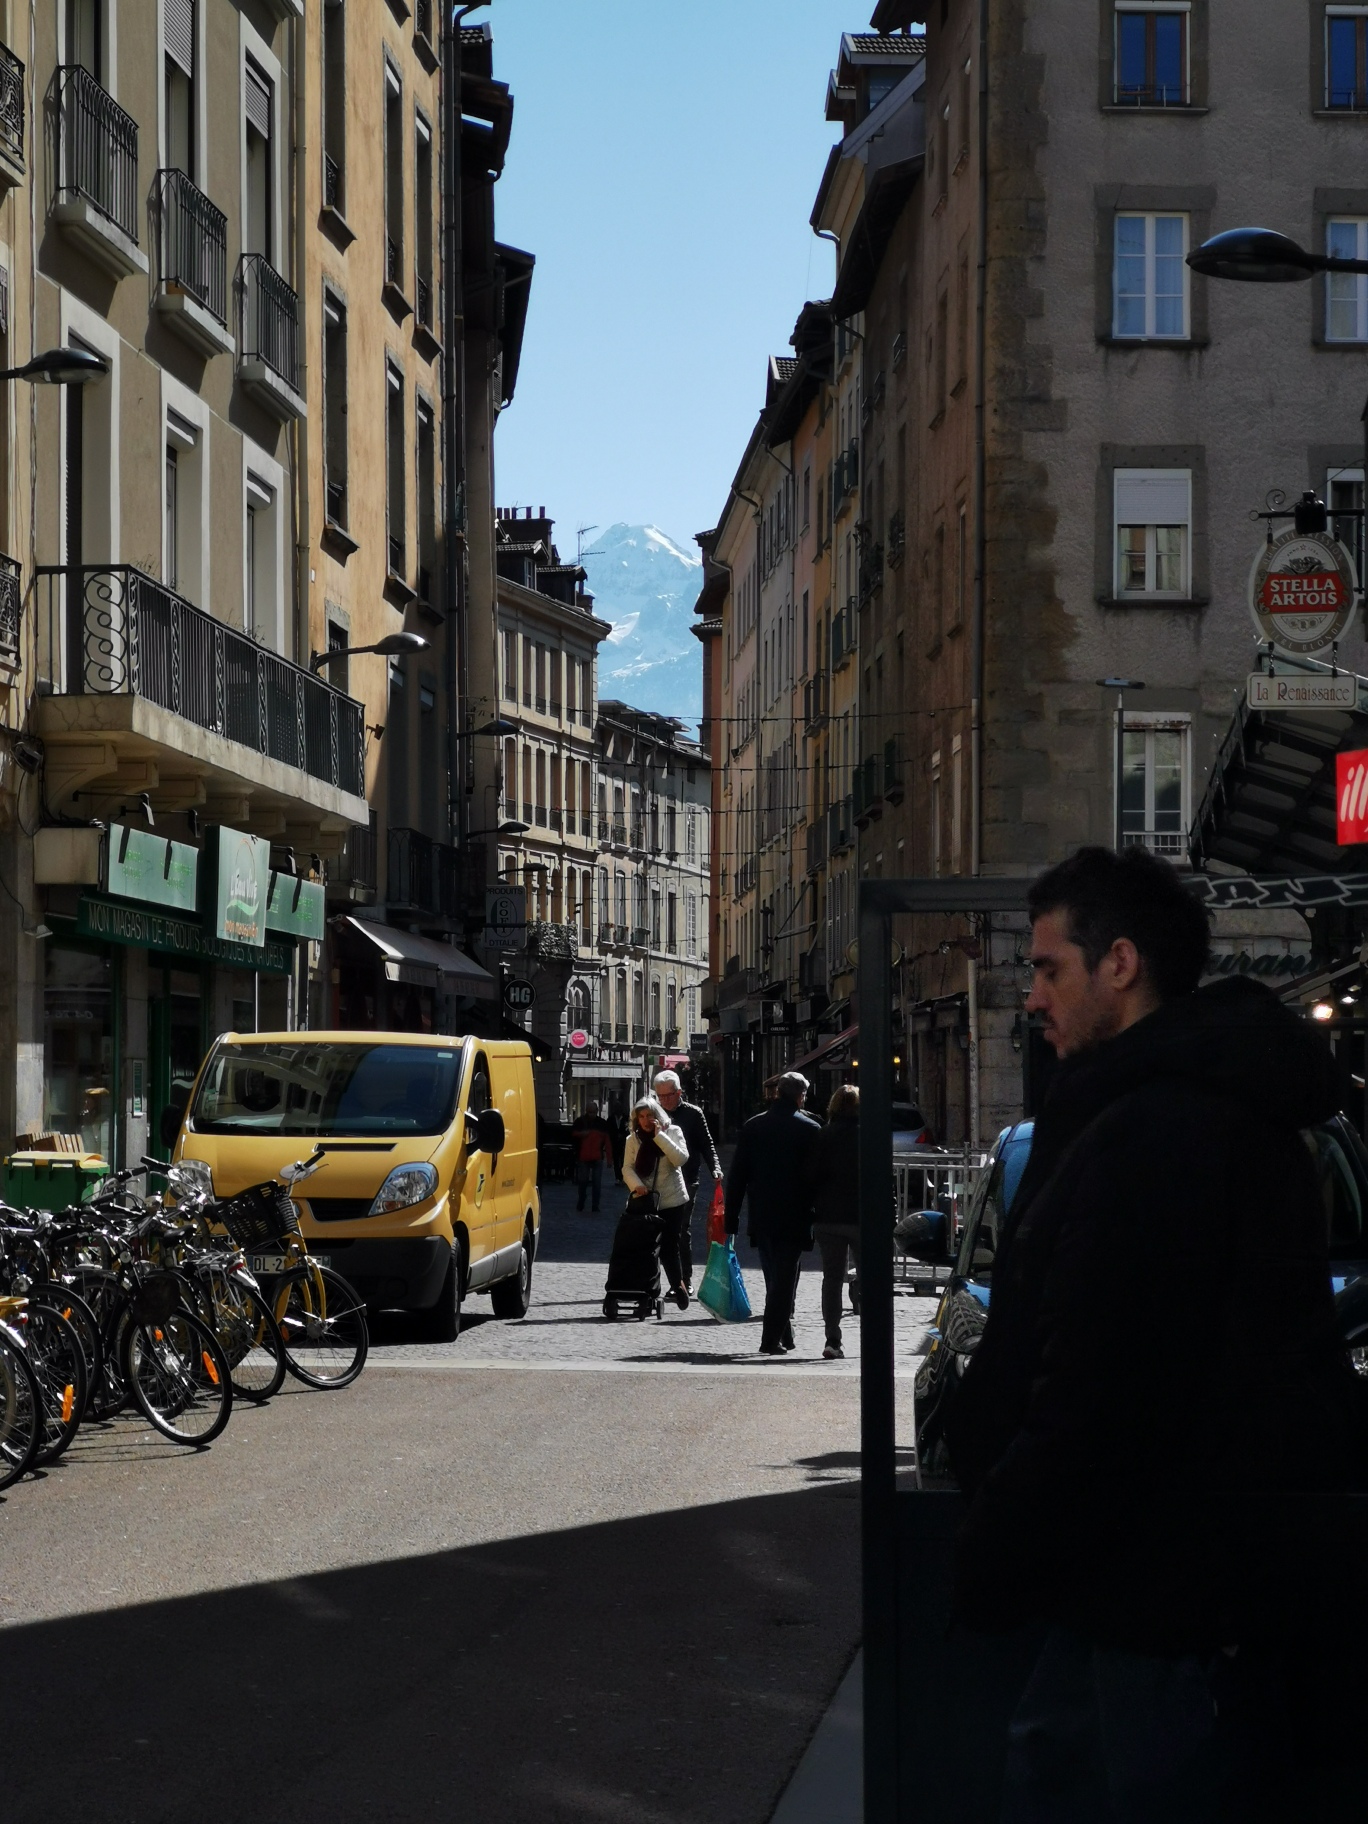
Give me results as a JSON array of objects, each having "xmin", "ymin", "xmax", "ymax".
[
  {"xmin": 25, "ymin": 1303, "xmax": 87, "ymax": 1464},
  {"xmin": 0, "ymin": 1331, "xmax": 42, "ymax": 1489},
  {"xmin": 274, "ymin": 1265, "xmax": 368, "ymax": 1389},
  {"xmin": 204, "ymin": 1272, "xmax": 286, "ymax": 1403},
  {"xmin": 33, "ymin": 1284, "xmax": 103, "ymax": 1421},
  {"xmin": 125, "ymin": 1308, "xmax": 233, "ymax": 1446}
]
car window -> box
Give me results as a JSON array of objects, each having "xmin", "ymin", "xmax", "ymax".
[
  {"xmin": 891, "ymin": 1105, "xmax": 926, "ymax": 1131},
  {"xmin": 1305, "ymin": 1126, "xmax": 1367, "ymax": 1256},
  {"xmin": 956, "ymin": 1149, "xmax": 1006, "ymax": 1282},
  {"xmin": 1001, "ymin": 1125, "xmax": 1034, "ymax": 1216}
]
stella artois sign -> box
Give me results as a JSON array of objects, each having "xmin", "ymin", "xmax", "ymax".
[{"xmin": 1248, "ymin": 529, "xmax": 1358, "ymax": 655}]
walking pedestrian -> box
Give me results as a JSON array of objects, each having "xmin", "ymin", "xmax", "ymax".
[
  {"xmin": 812, "ymin": 1083, "xmax": 860, "ymax": 1360},
  {"xmin": 622, "ymin": 1095, "xmax": 692, "ymax": 1309},
  {"xmin": 570, "ymin": 1100, "xmax": 613, "ymax": 1213},
  {"xmin": 944, "ymin": 846, "xmax": 1362, "ymax": 1818},
  {"xmin": 652, "ymin": 1069, "xmax": 721, "ymax": 1294},
  {"xmin": 725, "ymin": 1071, "xmax": 820, "ymax": 1355}
]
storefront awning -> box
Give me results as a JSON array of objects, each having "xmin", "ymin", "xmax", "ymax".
[
  {"xmin": 764, "ymin": 1023, "xmax": 858, "ymax": 1089},
  {"xmin": 342, "ymin": 917, "xmax": 496, "ymax": 998}
]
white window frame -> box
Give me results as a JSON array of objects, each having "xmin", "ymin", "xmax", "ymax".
[
  {"xmin": 1113, "ymin": 2, "xmax": 1192, "ymax": 107},
  {"xmin": 1119, "ymin": 711, "xmax": 1191, "ymax": 859},
  {"xmin": 1327, "ymin": 218, "xmax": 1368, "ymax": 342},
  {"xmin": 1113, "ymin": 467, "xmax": 1192, "ymax": 599},
  {"xmin": 1326, "ymin": 7, "xmax": 1368, "ymax": 110},
  {"xmin": 242, "ymin": 436, "xmax": 285, "ymax": 654},
  {"xmin": 1113, "ymin": 211, "xmax": 1190, "ymax": 340}
]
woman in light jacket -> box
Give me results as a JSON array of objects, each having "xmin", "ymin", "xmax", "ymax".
[{"xmin": 623, "ymin": 1094, "xmax": 692, "ymax": 1307}]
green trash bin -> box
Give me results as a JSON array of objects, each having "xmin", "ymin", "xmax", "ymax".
[{"xmin": 2, "ymin": 1152, "xmax": 110, "ymax": 1213}]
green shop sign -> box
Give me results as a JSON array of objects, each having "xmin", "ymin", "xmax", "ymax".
[
  {"xmin": 266, "ymin": 871, "xmax": 326, "ymax": 942},
  {"xmin": 105, "ymin": 822, "xmax": 199, "ymax": 913},
  {"xmin": 202, "ymin": 826, "xmax": 271, "ymax": 948},
  {"xmin": 72, "ymin": 894, "xmax": 294, "ymax": 974}
]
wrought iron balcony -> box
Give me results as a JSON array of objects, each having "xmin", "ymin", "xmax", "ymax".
[
  {"xmin": 389, "ymin": 827, "xmax": 459, "ymax": 916},
  {"xmin": 648, "ymin": 1026, "xmax": 663, "ymax": 1045},
  {"xmin": 0, "ymin": 42, "xmax": 25, "ymax": 172},
  {"xmin": 324, "ymin": 154, "xmax": 341, "ymax": 210},
  {"xmin": 416, "ymin": 275, "xmax": 431, "ymax": 331},
  {"xmin": 614, "ymin": 1022, "xmax": 629, "ymax": 1043},
  {"xmin": 415, "ymin": 0, "xmax": 433, "ymax": 44},
  {"xmin": 155, "ymin": 168, "xmax": 228, "ymax": 326},
  {"xmin": 36, "ymin": 565, "xmax": 364, "ymax": 799},
  {"xmin": 887, "ymin": 508, "xmax": 906, "ymax": 569},
  {"xmin": 599, "ymin": 1021, "xmax": 613, "ymax": 1042},
  {"xmin": 238, "ymin": 253, "xmax": 301, "ymax": 404},
  {"xmin": 329, "ymin": 814, "xmax": 377, "ymax": 900},
  {"xmin": 804, "ymin": 667, "xmax": 828, "ymax": 733},
  {"xmin": 597, "ymin": 922, "xmax": 614, "ymax": 950},
  {"xmin": 883, "ymin": 736, "xmax": 904, "ymax": 804},
  {"xmin": 54, "ymin": 64, "xmax": 138, "ymax": 247},
  {"xmin": 0, "ymin": 553, "xmax": 17, "ymax": 659},
  {"xmin": 806, "ymin": 817, "xmax": 826, "ymax": 876}
]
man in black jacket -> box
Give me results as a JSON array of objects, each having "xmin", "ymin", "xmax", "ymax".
[
  {"xmin": 725, "ymin": 1071, "xmax": 820, "ymax": 1354},
  {"xmin": 945, "ymin": 847, "xmax": 1359, "ymax": 1816},
  {"xmin": 653, "ymin": 1069, "xmax": 721, "ymax": 1292}
]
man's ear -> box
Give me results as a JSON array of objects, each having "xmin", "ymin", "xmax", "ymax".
[{"xmin": 1106, "ymin": 936, "xmax": 1145, "ymax": 993}]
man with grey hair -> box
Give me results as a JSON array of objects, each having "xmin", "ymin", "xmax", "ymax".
[
  {"xmin": 652, "ymin": 1068, "xmax": 721, "ymax": 1293},
  {"xmin": 725, "ymin": 1072, "xmax": 820, "ymax": 1355}
]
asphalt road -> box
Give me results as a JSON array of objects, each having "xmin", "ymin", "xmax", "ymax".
[{"xmin": 1, "ymin": 1182, "xmax": 934, "ymax": 1824}]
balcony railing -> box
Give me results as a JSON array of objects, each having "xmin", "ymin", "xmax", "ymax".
[
  {"xmin": 0, "ymin": 554, "xmax": 18, "ymax": 658},
  {"xmin": 386, "ymin": 236, "xmax": 401, "ymax": 288},
  {"xmin": 389, "ymin": 827, "xmax": 461, "ymax": 916},
  {"xmin": 330, "ymin": 814, "xmax": 377, "ymax": 897},
  {"xmin": 0, "ymin": 42, "xmax": 25, "ymax": 170},
  {"xmin": 597, "ymin": 922, "xmax": 614, "ymax": 949},
  {"xmin": 155, "ymin": 168, "xmax": 228, "ymax": 325},
  {"xmin": 664, "ymin": 1027, "xmax": 679, "ymax": 1048},
  {"xmin": 632, "ymin": 1024, "xmax": 645, "ymax": 1044},
  {"xmin": 631, "ymin": 926, "xmax": 649, "ymax": 949},
  {"xmin": 323, "ymin": 154, "xmax": 341, "ymax": 210},
  {"xmin": 36, "ymin": 566, "xmax": 364, "ymax": 798},
  {"xmin": 415, "ymin": 0, "xmax": 434, "ymax": 45},
  {"xmin": 238, "ymin": 253, "xmax": 300, "ymax": 392},
  {"xmin": 613, "ymin": 925, "xmax": 629, "ymax": 947},
  {"xmin": 528, "ymin": 921, "xmax": 577, "ymax": 960},
  {"xmin": 615, "ymin": 1022, "xmax": 629, "ymax": 1043},
  {"xmin": 648, "ymin": 1026, "xmax": 663, "ymax": 1046},
  {"xmin": 828, "ymin": 797, "xmax": 853, "ymax": 855},
  {"xmin": 55, "ymin": 64, "xmax": 138, "ymax": 241},
  {"xmin": 887, "ymin": 508, "xmax": 906, "ymax": 569},
  {"xmin": 804, "ymin": 667, "xmax": 828, "ymax": 732},
  {"xmin": 599, "ymin": 1021, "xmax": 613, "ymax": 1042},
  {"xmin": 858, "ymin": 543, "xmax": 884, "ymax": 605},
  {"xmin": 884, "ymin": 736, "xmax": 904, "ymax": 803},
  {"xmin": 892, "ymin": 329, "xmax": 907, "ymax": 369},
  {"xmin": 806, "ymin": 817, "xmax": 826, "ymax": 876},
  {"xmin": 831, "ymin": 601, "xmax": 857, "ymax": 671}
]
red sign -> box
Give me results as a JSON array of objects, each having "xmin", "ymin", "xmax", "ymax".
[
  {"xmin": 568, "ymin": 1028, "xmax": 589, "ymax": 1051},
  {"xmin": 1337, "ymin": 750, "xmax": 1368, "ymax": 845},
  {"xmin": 1260, "ymin": 572, "xmax": 1349, "ymax": 615}
]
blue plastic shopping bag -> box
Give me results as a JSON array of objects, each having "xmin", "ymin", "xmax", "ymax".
[{"xmin": 697, "ymin": 1239, "xmax": 752, "ymax": 1323}]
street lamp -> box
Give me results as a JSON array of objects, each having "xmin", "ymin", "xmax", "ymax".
[
  {"xmin": 1098, "ymin": 677, "xmax": 1145, "ymax": 850},
  {"xmin": 0, "ymin": 346, "xmax": 109, "ymax": 386},
  {"xmin": 467, "ymin": 820, "xmax": 530, "ymax": 837},
  {"xmin": 1189, "ymin": 225, "xmax": 1368, "ymax": 480},
  {"xmin": 308, "ymin": 630, "xmax": 430, "ymax": 672}
]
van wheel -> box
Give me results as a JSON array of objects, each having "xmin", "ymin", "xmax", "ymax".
[
  {"xmin": 424, "ymin": 1240, "xmax": 464, "ymax": 1342},
  {"xmin": 491, "ymin": 1229, "xmax": 533, "ymax": 1320}
]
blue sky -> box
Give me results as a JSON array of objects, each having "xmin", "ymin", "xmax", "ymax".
[{"xmin": 488, "ymin": 1, "xmax": 872, "ymax": 556}]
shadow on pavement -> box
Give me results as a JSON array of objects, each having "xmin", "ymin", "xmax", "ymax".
[{"xmin": 6, "ymin": 1485, "xmax": 860, "ymax": 1824}]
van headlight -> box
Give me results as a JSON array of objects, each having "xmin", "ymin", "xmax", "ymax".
[
  {"xmin": 368, "ymin": 1163, "xmax": 438, "ymax": 1214},
  {"xmin": 169, "ymin": 1158, "xmax": 214, "ymax": 1198}
]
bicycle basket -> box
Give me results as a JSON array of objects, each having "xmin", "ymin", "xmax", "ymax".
[
  {"xmin": 216, "ymin": 1184, "xmax": 301, "ymax": 1251},
  {"xmin": 131, "ymin": 1270, "xmax": 183, "ymax": 1325}
]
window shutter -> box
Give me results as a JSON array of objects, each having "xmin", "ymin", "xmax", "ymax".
[
  {"xmin": 166, "ymin": 0, "xmax": 195, "ymax": 77},
  {"xmin": 1115, "ymin": 470, "xmax": 1190, "ymax": 526},
  {"xmin": 245, "ymin": 59, "xmax": 272, "ymax": 139}
]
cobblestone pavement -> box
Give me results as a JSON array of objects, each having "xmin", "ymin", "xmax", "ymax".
[{"xmin": 369, "ymin": 1177, "xmax": 939, "ymax": 1378}]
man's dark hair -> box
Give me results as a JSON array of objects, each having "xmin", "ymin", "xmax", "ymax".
[{"xmin": 1028, "ymin": 846, "xmax": 1210, "ymax": 1000}]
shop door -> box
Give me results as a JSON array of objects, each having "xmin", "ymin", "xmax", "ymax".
[
  {"xmin": 43, "ymin": 944, "xmax": 115, "ymax": 1159},
  {"xmin": 149, "ymin": 963, "xmax": 207, "ymax": 1159}
]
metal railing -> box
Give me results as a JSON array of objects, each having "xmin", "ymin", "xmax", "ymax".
[
  {"xmin": 416, "ymin": 275, "xmax": 431, "ymax": 330},
  {"xmin": 806, "ymin": 816, "xmax": 826, "ymax": 876},
  {"xmin": 330, "ymin": 814, "xmax": 377, "ymax": 896},
  {"xmin": 894, "ymin": 1148, "xmax": 990, "ymax": 1282},
  {"xmin": 887, "ymin": 508, "xmax": 906, "ymax": 568},
  {"xmin": 0, "ymin": 553, "xmax": 18, "ymax": 657},
  {"xmin": 614, "ymin": 1022, "xmax": 629, "ymax": 1043},
  {"xmin": 831, "ymin": 601, "xmax": 857, "ymax": 671},
  {"xmin": 238, "ymin": 253, "xmax": 300, "ymax": 393},
  {"xmin": 804, "ymin": 667, "xmax": 828, "ymax": 732},
  {"xmin": 884, "ymin": 735, "xmax": 904, "ymax": 803},
  {"xmin": 597, "ymin": 922, "xmax": 614, "ymax": 949},
  {"xmin": 630, "ymin": 925, "xmax": 648, "ymax": 949},
  {"xmin": 828, "ymin": 796, "xmax": 853, "ymax": 855},
  {"xmin": 1122, "ymin": 827, "xmax": 1185, "ymax": 857},
  {"xmin": 323, "ymin": 153, "xmax": 341, "ymax": 210},
  {"xmin": 415, "ymin": 0, "xmax": 433, "ymax": 42},
  {"xmin": 55, "ymin": 64, "xmax": 137, "ymax": 241},
  {"xmin": 0, "ymin": 41, "xmax": 24, "ymax": 170},
  {"xmin": 528, "ymin": 921, "xmax": 577, "ymax": 960},
  {"xmin": 598, "ymin": 1020, "xmax": 613, "ymax": 1042},
  {"xmin": 36, "ymin": 566, "xmax": 364, "ymax": 798},
  {"xmin": 155, "ymin": 168, "xmax": 227, "ymax": 325}
]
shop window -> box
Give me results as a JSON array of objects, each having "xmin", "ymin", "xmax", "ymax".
[{"xmin": 44, "ymin": 946, "xmax": 114, "ymax": 1157}]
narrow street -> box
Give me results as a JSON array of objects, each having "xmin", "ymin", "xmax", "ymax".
[{"xmin": 2, "ymin": 1184, "xmax": 934, "ymax": 1824}]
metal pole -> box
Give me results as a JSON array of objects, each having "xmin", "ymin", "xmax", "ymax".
[
  {"xmin": 1115, "ymin": 687, "xmax": 1124, "ymax": 847},
  {"xmin": 442, "ymin": 7, "xmax": 470, "ymax": 852},
  {"xmin": 859, "ymin": 887, "xmax": 897, "ymax": 1824}
]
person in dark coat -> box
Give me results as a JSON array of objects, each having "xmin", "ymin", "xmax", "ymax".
[
  {"xmin": 812, "ymin": 1083, "xmax": 860, "ymax": 1359},
  {"xmin": 570, "ymin": 1100, "xmax": 613, "ymax": 1213},
  {"xmin": 725, "ymin": 1070, "xmax": 820, "ymax": 1354},
  {"xmin": 944, "ymin": 846, "xmax": 1361, "ymax": 1817},
  {"xmin": 653, "ymin": 1069, "xmax": 722, "ymax": 1293}
]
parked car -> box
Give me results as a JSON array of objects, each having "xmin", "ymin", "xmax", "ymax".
[
  {"xmin": 911, "ymin": 1113, "xmax": 1368, "ymax": 1475},
  {"xmin": 890, "ymin": 1102, "xmax": 934, "ymax": 1155}
]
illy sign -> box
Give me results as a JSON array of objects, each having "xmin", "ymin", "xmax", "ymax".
[{"xmin": 1337, "ymin": 750, "xmax": 1368, "ymax": 846}]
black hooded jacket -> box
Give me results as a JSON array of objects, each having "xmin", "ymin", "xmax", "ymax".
[{"xmin": 944, "ymin": 976, "xmax": 1360, "ymax": 1653}]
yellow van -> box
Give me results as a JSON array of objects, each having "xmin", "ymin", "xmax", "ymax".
[{"xmin": 166, "ymin": 1032, "xmax": 539, "ymax": 1339}]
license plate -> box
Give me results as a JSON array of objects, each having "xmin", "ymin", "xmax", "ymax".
[{"xmin": 249, "ymin": 1253, "xmax": 330, "ymax": 1273}]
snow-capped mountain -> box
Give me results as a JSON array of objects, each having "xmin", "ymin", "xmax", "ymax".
[{"xmin": 579, "ymin": 524, "xmax": 703, "ymax": 726}]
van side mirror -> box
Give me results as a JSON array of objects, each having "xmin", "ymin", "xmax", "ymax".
[
  {"xmin": 470, "ymin": 1108, "xmax": 505, "ymax": 1156},
  {"xmin": 160, "ymin": 1086, "xmax": 190, "ymax": 1151}
]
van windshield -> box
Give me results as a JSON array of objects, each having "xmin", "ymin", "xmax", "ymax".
[{"xmin": 190, "ymin": 1042, "xmax": 464, "ymax": 1137}]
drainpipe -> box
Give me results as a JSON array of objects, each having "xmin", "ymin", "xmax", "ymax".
[
  {"xmin": 445, "ymin": 7, "xmax": 480, "ymax": 879},
  {"xmin": 967, "ymin": 0, "xmax": 990, "ymax": 1146},
  {"xmin": 291, "ymin": 10, "xmax": 309, "ymax": 1029}
]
